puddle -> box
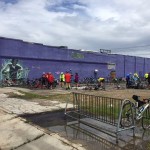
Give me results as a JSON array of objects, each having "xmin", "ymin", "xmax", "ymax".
[
  {"xmin": 20, "ymin": 109, "xmax": 66, "ymax": 128},
  {"xmin": 20, "ymin": 110, "xmax": 150, "ymax": 150}
]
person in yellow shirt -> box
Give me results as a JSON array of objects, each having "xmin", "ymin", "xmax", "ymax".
[
  {"xmin": 133, "ymin": 73, "xmax": 139, "ymax": 82},
  {"xmin": 98, "ymin": 77, "xmax": 105, "ymax": 89},
  {"xmin": 59, "ymin": 72, "xmax": 65, "ymax": 88},
  {"xmin": 134, "ymin": 73, "xmax": 139, "ymax": 78},
  {"xmin": 144, "ymin": 73, "xmax": 148, "ymax": 81}
]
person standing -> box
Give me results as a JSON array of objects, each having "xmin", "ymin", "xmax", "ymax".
[
  {"xmin": 47, "ymin": 72, "xmax": 54, "ymax": 90},
  {"xmin": 65, "ymin": 71, "xmax": 71, "ymax": 90},
  {"xmin": 148, "ymin": 72, "xmax": 150, "ymax": 88},
  {"xmin": 126, "ymin": 73, "xmax": 132, "ymax": 88},
  {"xmin": 69, "ymin": 69, "xmax": 73, "ymax": 86},
  {"xmin": 144, "ymin": 73, "xmax": 148, "ymax": 82},
  {"xmin": 74, "ymin": 73, "xmax": 79, "ymax": 89},
  {"xmin": 59, "ymin": 72, "xmax": 65, "ymax": 87},
  {"xmin": 41, "ymin": 72, "xmax": 47, "ymax": 86}
]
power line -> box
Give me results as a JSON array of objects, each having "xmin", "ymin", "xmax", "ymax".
[{"xmin": 111, "ymin": 44, "xmax": 150, "ymax": 50}]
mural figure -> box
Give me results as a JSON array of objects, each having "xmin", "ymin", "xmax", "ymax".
[
  {"xmin": 1, "ymin": 59, "xmax": 29, "ymax": 84},
  {"xmin": 2, "ymin": 59, "xmax": 22, "ymax": 80}
]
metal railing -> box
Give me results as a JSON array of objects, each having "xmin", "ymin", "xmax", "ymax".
[
  {"xmin": 65, "ymin": 92, "xmax": 135, "ymax": 143},
  {"xmin": 142, "ymin": 101, "xmax": 150, "ymax": 129}
]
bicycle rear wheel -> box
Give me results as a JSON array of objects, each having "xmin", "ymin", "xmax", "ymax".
[{"xmin": 120, "ymin": 102, "xmax": 133, "ymax": 127}]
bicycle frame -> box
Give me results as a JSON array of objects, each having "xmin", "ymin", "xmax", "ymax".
[
  {"xmin": 120, "ymin": 98, "xmax": 150, "ymax": 129},
  {"xmin": 135, "ymin": 102, "xmax": 149, "ymax": 120}
]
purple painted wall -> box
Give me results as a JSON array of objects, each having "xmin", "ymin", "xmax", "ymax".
[{"xmin": 0, "ymin": 37, "xmax": 150, "ymax": 80}]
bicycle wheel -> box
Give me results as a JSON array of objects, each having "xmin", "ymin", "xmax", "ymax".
[
  {"xmin": 142, "ymin": 107, "xmax": 150, "ymax": 130},
  {"xmin": 120, "ymin": 102, "xmax": 133, "ymax": 127}
]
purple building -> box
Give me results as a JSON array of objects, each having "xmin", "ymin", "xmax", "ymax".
[{"xmin": 0, "ymin": 37, "xmax": 150, "ymax": 81}]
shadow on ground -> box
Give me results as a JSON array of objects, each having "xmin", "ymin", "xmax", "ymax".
[{"xmin": 20, "ymin": 110, "xmax": 150, "ymax": 150}]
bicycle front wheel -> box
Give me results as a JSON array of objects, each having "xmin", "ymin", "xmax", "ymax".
[
  {"xmin": 120, "ymin": 102, "xmax": 134, "ymax": 127},
  {"xmin": 142, "ymin": 106, "xmax": 150, "ymax": 130}
]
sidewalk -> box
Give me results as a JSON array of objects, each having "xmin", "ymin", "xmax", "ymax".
[{"xmin": 0, "ymin": 88, "xmax": 85, "ymax": 150}]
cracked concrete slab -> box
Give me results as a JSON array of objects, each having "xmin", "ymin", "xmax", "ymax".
[
  {"xmin": 0, "ymin": 109, "xmax": 16, "ymax": 123},
  {"xmin": 0, "ymin": 87, "xmax": 31, "ymax": 94},
  {"xmin": 15, "ymin": 134, "xmax": 74, "ymax": 150},
  {"xmin": 0, "ymin": 118, "xmax": 44, "ymax": 150},
  {"xmin": 0, "ymin": 88, "xmax": 84, "ymax": 150},
  {"xmin": 51, "ymin": 133, "xmax": 85, "ymax": 150},
  {"xmin": 0, "ymin": 94, "xmax": 71, "ymax": 115}
]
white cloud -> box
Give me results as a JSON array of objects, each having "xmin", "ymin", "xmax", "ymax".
[{"xmin": 0, "ymin": 0, "xmax": 150, "ymax": 57}]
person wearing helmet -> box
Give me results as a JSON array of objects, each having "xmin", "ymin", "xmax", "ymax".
[
  {"xmin": 98, "ymin": 77, "xmax": 105, "ymax": 89},
  {"xmin": 59, "ymin": 72, "xmax": 65, "ymax": 88},
  {"xmin": 144, "ymin": 73, "xmax": 148, "ymax": 81},
  {"xmin": 126, "ymin": 73, "xmax": 132, "ymax": 88}
]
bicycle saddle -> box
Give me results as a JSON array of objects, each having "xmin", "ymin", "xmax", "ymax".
[{"xmin": 132, "ymin": 95, "xmax": 146, "ymax": 107}]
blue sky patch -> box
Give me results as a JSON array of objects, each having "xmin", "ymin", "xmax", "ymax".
[
  {"xmin": 2, "ymin": 0, "xmax": 18, "ymax": 4},
  {"xmin": 46, "ymin": 1, "xmax": 87, "ymax": 13}
]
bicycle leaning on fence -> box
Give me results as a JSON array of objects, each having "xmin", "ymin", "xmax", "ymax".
[{"xmin": 120, "ymin": 95, "xmax": 150, "ymax": 129}]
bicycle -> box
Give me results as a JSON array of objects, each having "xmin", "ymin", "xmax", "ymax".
[{"xmin": 120, "ymin": 95, "xmax": 150, "ymax": 129}]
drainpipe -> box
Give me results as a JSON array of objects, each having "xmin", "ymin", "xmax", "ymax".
[
  {"xmin": 135, "ymin": 56, "xmax": 136, "ymax": 73},
  {"xmin": 124, "ymin": 55, "xmax": 126, "ymax": 77},
  {"xmin": 144, "ymin": 58, "xmax": 146, "ymax": 75}
]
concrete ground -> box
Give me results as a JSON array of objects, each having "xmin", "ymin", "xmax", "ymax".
[
  {"xmin": 0, "ymin": 87, "xmax": 85, "ymax": 150},
  {"xmin": 0, "ymin": 86, "xmax": 150, "ymax": 150}
]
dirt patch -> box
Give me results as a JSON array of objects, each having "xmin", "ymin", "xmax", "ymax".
[
  {"xmin": 26, "ymin": 88, "xmax": 150, "ymax": 100},
  {"xmin": 2, "ymin": 86, "xmax": 150, "ymax": 107},
  {"xmin": 80, "ymin": 88, "xmax": 150, "ymax": 100}
]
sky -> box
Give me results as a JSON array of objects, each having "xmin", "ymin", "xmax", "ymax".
[{"xmin": 0, "ymin": 0, "xmax": 150, "ymax": 57}]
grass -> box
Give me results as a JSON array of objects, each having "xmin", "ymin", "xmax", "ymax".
[
  {"xmin": 7, "ymin": 91, "xmax": 121, "ymax": 119},
  {"xmin": 7, "ymin": 90, "xmax": 73, "ymax": 102},
  {"xmin": 80, "ymin": 104, "xmax": 120, "ymax": 120},
  {"xmin": 146, "ymin": 142, "xmax": 150, "ymax": 150},
  {"xmin": 8, "ymin": 91, "xmax": 142, "ymax": 122}
]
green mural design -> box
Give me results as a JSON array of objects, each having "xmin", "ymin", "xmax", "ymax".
[
  {"xmin": 71, "ymin": 52, "xmax": 84, "ymax": 59},
  {"xmin": 0, "ymin": 59, "xmax": 30, "ymax": 81}
]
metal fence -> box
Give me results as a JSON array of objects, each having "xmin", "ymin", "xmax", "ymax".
[
  {"xmin": 142, "ymin": 101, "xmax": 150, "ymax": 129},
  {"xmin": 65, "ymin": 92, "xmax": 136, "ymax": 143},
  {"xmin": 72, "ymin": 93, "xmax": 122, "ymax": 126}
]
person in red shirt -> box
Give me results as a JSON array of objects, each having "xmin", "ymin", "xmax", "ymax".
[
  {"xmin": 47, "ymin": 72, "xmax": 54, "ymax": 90},
  {"xmin": 65, "ymin": 71, "xmax": 71, "ymax": 90}
]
